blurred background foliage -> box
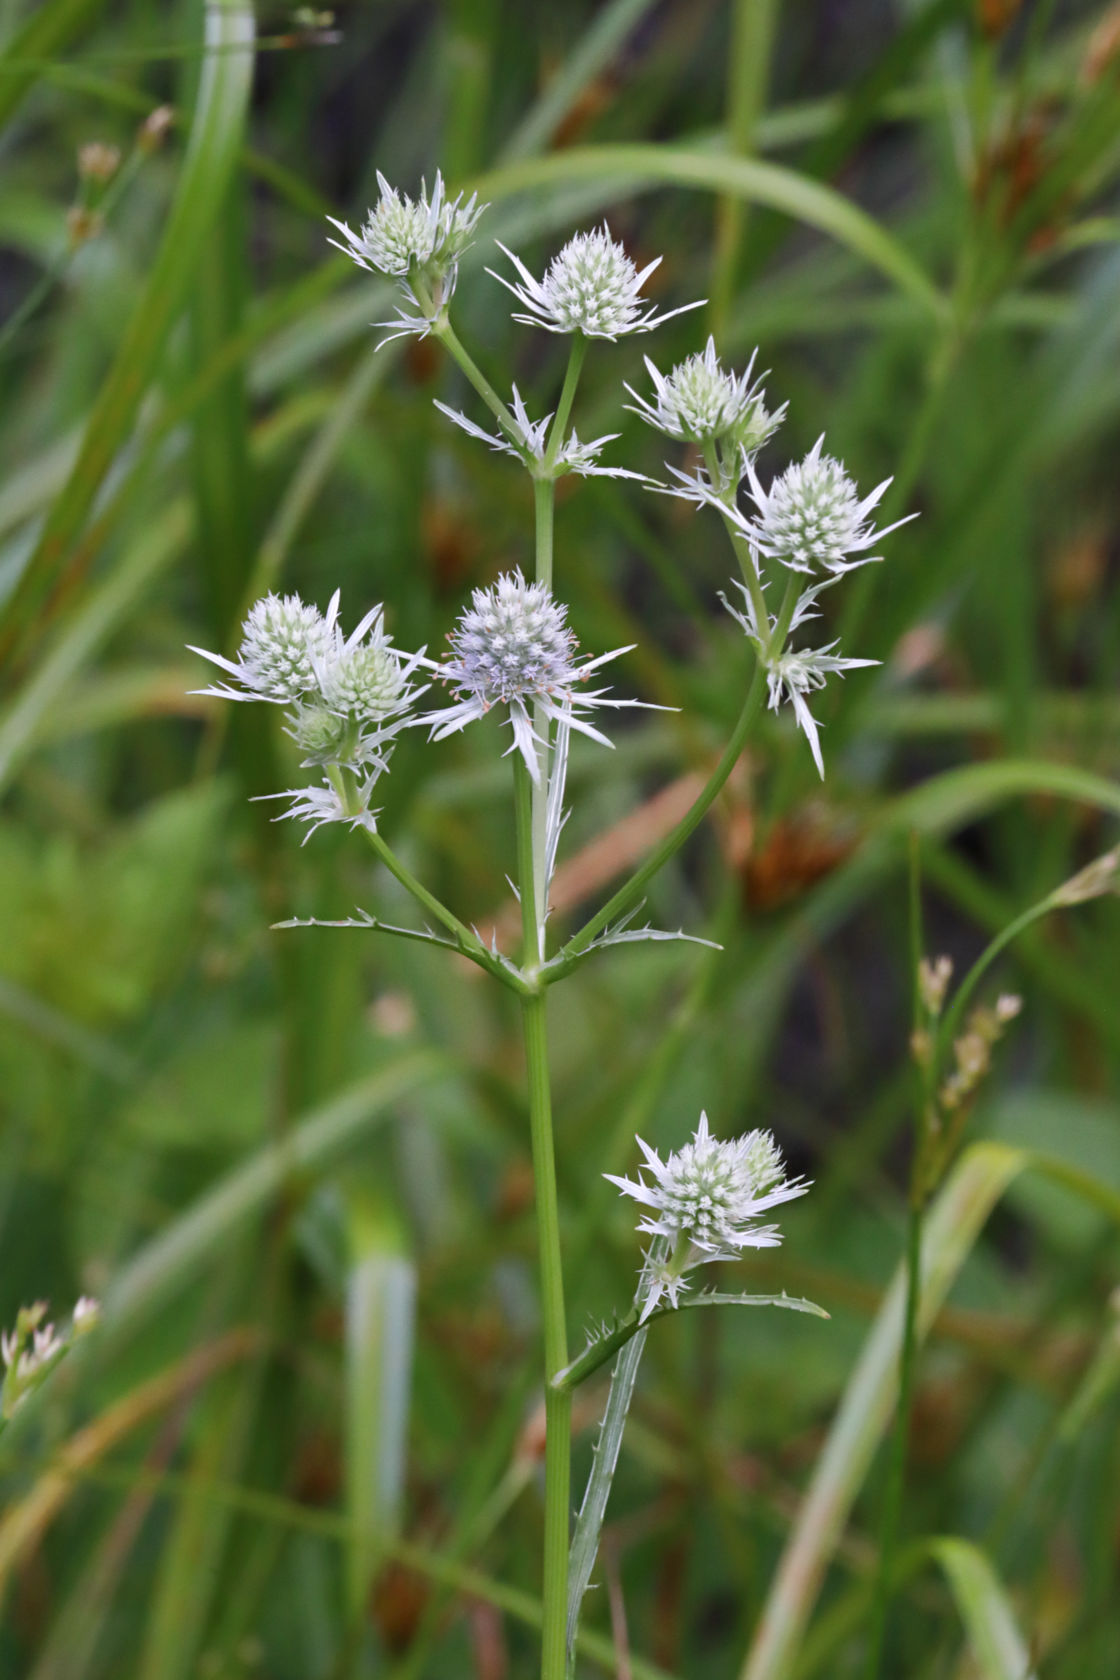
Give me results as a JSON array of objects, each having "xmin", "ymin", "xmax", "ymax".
[{"xmin": 1, "ymin": 0, "xmax": 1119, "ymax": 1676}]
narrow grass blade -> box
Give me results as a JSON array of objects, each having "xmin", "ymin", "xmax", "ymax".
[
  {"xmin": 476, "ymin": 144, "xmax": 946, "ymax": 320},
  {"xmin": 345, "ymin": 1191, "xmax": 416, "ymax": 1617},
  {"xmin": 2, "ymin": 0, "xmax": 255, "ymax": 657},
  {"xmin": 740, "ymin": 1141, "xmax": 1027, "ymax": 1680},
  {"xmin": 928, "ymin": 1537, "xmax": 1039, "ymax": 1680},
  {"xmin": 0, "ymin": 1053, "xmax": 451, "ymax": 1466},
  {"xmin": 0, "ymin": 0, "xmax": 106, "ymax": 130},
  {"xmin": 740, "ymin": 1138, "xmax": 1120, "ymax": 1680},
  {"xmin": 136, "ymin": 1269, "xmax": 265, "ymax": 1680},
  {"xmin": 0, "ymin": 1329, "xmax": 260, "ymax": 1601},
  {"xmin": 0, "ymin": 500, "xmax": 191, "ymax": 794},
  {"xmin": 499, "ymin": 0, "xmax": 660, "ymax": 163}
]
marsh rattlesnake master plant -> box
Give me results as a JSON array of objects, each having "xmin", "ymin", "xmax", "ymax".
[{"xmin": 190, "ymin": 175, "xmax": 916, "ymax": 1680}]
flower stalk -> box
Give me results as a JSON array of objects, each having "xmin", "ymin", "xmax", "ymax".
[{"xmin": 514, "ymin": 752, "xmax": 571, "ymax": 1680}]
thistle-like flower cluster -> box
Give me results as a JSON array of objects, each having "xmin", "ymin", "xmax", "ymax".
[
  {"xmin": 328, "ymin": 170, "xmax": 485, "ymax": 341},
  {"xmin": 190, "ymin": 592, "xmax": 426, "ymax": 839},
  {"xmin": 745, "ymin": 437, "xmax": 912, "ymax": 575},
  {"xmin": 626, "ymin": 338, "xmax": 783, "ymax": 457},
  {"xmin": 608, "ymin": 1114, "xmax": 810, "ymax": 1320},
  {"xmin": 1, "ymin": 1297, "xmax": 99, "ymax": 1422},
  {"xmin": 192, "ymin": 573, "xmax": 646, "ymax": 823},
  {"xmin": 418, "ymin": 570, "xmax": 642, "ymax": 784},
  {"xmin": 491, "ymin": 225, "xmax": 702, "ymax": 339},
  {"xmin": 626, "ymin": 342, "xmax": 915, "ymax": 776}
]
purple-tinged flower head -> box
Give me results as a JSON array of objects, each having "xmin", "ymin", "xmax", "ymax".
[{"xmin": 418, "ymin": 570, "xmax": 645, "ymax": 782}]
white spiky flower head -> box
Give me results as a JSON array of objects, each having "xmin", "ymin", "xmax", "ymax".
[
  {"xmin": 314, "ymin": 606, "xmax": 410, "ymax": 726},
  {"xmin": 490, "ymin": 224, "xmax": 703, "ymax": 339},
  {"xmin": 747, "ymin": 436, "xmax": 916, "ymax": 575},
  {"xmin": 416, "ymin": 570, "xmax": 646, "ymax": 783},
  {"xmin": 626, "ymin": 339, "xmax": 782, "ymax": 451},
  {"xmin": 190, "ymin": 593, "xmax": 327, "ymax": 704},
  {"xmin": 607, "ymin": 1114, "xmax": 810, "ymax": 1320},
  {"xmin": 327, "ymin": 171, "xmax": 486, "ymax": 340}
]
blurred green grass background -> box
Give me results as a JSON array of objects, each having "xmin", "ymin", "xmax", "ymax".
[{"xmin": 1, "ymin": 1, "xmax": 1119, "ymax": 1676}]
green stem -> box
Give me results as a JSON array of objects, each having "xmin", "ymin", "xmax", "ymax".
[
  {"xmin": 702, "ymin": 441, "xmax": 771, "ymax": 635},
  {"xmin": 710, "ymin": 0, "xmax": 777, "ymax": 338},
  {"xmin": 543, "ymin": 335, "xmax": 587, "ymax": 473},
  {"xmin": 549, "ymin": 656, "xmax": 767, "ymax": 976},
  {"xmin": 534, "ymin": 478, "xmax": 555, "ymax": 594},
  {"xmin": 327, "ymin": 771, "xmax": 527, "ymax": 993},
  {"xmin": 554, "ymin": 577, "xmax": 798, "ymax": 979},
  {"xmin": 433, "ymin": 313, "xmax": 519, "ymax": 440},
  {"xmin": 863, "ymin": 1192, "xmax": 923, "ymax": 1680},
  {"xmin": 514, "ymin": 755, "xmax": 571, "ymax": 1680}
]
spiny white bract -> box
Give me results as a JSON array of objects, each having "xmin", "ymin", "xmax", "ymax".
[
  {"xmin": 490, "ymin": 224, "xmax": 703, "ymax": 339},
  {"xmin": 434, "ymin": 385, "xmax": 645, "ymax": 482},
  {"xmin": 722, "ymin": 576, "xmax": 878, "ymax": 779},
  {"xmin": 746, "ymin": 436, "xmax": 915, "ymax": 575},
  {"xmin": 327, "ymin": 171, "xmax": 485, "ymax": 340},
  {"xmin": 607, "ymin": 1113, "xmax": 810, "ymax": 1320},
  {"xmin": 626, "ymin": 338, "xmax": 781, "ymax": 450},
  {"xmin": 417, "ymin": 570, "xmax": 640, "ymax": 783}
]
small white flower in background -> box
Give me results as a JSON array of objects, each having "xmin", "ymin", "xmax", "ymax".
[
  {"xmin": 435, "ymin": 385, "xmax": 646, "ymax": 482},
  {"xmin": 1, "ymin": 1297, "xmax": 98, "ymax": 1421},
  {"xmin": 327, "ymin": 170, "xmax": 486, "ymax": 341},
  {"xmin": 746, "ymin": 435, "xmax": 916, "ymax": 575},
  {"xmin": 917, "ymin": 955, "xmax": 954, "ymax": 1017},
  {"xmin": 626, "ymin": 338, "xmax": 784, "ymax": 455},
  {"xmin": 72, "ymin": 1296, "xmax": 100, "ymax": 1332},
  {"xmin": 490, "ymin": 224, "xmax": 703, "ymax": 339},
  {"xmin": 417, "ymin": 570, "xmax": 647, "ymax": 783},
  {"xmin": 607, "ymin": 1114, "xmax": 810, "ymax": 1321}
]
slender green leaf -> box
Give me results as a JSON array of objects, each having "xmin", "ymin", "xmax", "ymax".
[
  {"xmin": 2, "ymin": 0, "xmax": 255, "ymax": 657},
  {"xmin": 0, "ymin": 0, "xmax": 107, "ymax": 129},
  {"xmin": 476, "ymin": 144, "xmax": 947, "ymax": 319},
  {"xmin": 928, "ymin": 1537, "xmax": 1038, "ymax": 1680}
]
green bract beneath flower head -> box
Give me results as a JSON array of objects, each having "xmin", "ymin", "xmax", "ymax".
[{"xmin": 287, "ymin": 701, "xmax": 351, "ymax": 763}]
